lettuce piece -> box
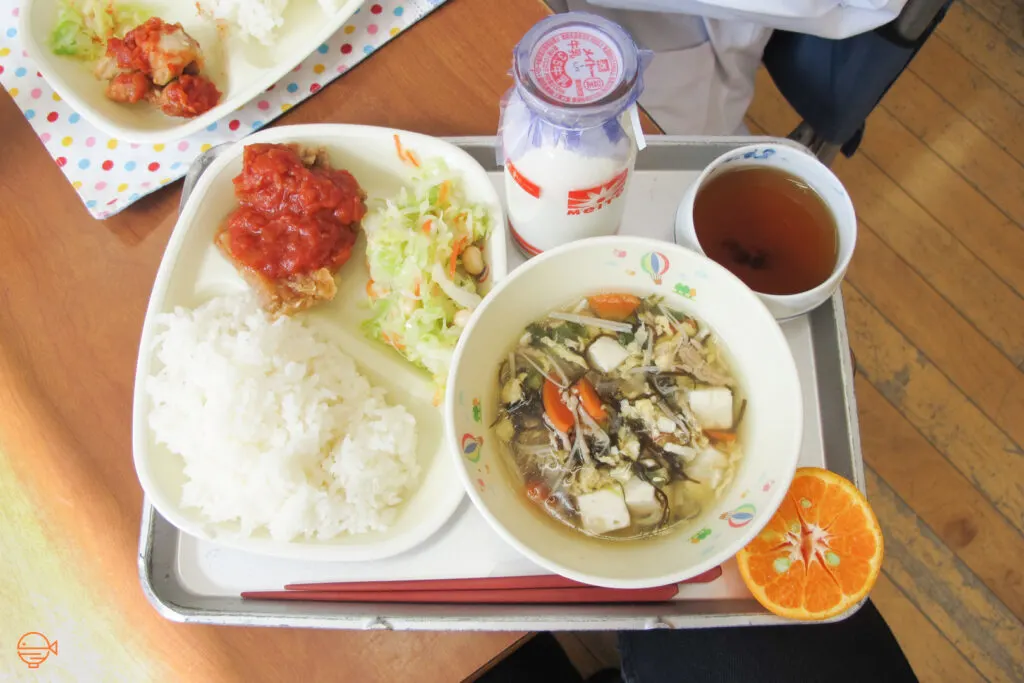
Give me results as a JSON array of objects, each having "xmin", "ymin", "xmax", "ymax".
[{"xmin": 49, "ymin": 0, "xmax": 148, "ymax": 60}]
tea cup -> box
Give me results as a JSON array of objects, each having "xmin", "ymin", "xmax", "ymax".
[{"xmin": 674, "ymin": 143, "xmax": 856, "ymax": 320}]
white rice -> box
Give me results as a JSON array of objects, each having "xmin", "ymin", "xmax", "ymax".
[
  {"xmin": 199, "ymin": 0, "xmax": 346, "ymax": 45},
  {"xmin": 146, "ymin": 294, "xmax": 419, "ymax": 541}
]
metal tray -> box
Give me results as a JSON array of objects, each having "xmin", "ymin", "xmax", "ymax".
[{"xmin": 138, "ymin": 135, "xmax": 863, "ymax": 631}]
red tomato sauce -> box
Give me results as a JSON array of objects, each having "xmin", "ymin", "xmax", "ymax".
[{"xmin": 224, "ymin": 144, "xmax": 366, "ymax": 281}]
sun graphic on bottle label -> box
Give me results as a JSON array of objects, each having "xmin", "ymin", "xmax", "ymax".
[{"xmin": 566, "ymin": 169, "xmax": 628, "ymax": 215}]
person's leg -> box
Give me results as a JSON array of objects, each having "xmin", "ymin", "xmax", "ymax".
[
  {"xmin": 762, "ymin": 1, "xmax": 952, "ymax": 157},
  {"xmin": 619, "ymin": 599, "xmax": 917, "ymax": 683}
]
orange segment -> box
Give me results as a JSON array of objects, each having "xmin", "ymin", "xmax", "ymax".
[{"xmin": 736, "ymin": 467, "xmax": 884, "ymax": 621}]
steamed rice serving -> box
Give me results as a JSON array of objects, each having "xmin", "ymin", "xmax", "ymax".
[
  {"xmin": 146, "ymin": 294, "xmax": 419, "ymax": 541},
  {"xmin": 198, "ymin": 0, "xmax": 347, "ymax": 45}
]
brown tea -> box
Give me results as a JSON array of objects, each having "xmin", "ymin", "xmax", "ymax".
[{"xmin": 693, "ymin": 167, "xmax": 837, "ymax": 296}]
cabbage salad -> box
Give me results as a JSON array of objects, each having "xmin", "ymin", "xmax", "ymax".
[
  {"xmin": 50, "ymin": 0, "xmax": 148, "ymax": 60},
  {"xmin": 363, "ymin": 155, "xmax": 492, "ymax": 399}
]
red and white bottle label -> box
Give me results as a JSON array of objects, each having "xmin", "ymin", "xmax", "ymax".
[
  {"xmin": 529, "ymin": 29, "xmax": 623, "ymax": 106},
  {"xmin": 506, "ymin": 160, "xmax": 541, "ymax": 198},
  {"xmin": 566, "ymin": 168, "xmax": 628, "ymax": 215}
]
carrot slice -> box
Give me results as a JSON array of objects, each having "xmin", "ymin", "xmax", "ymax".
[
  {"xmin": 572, "ymin": 378, "xmax": 607, "ymax": 422},
  {"xmin": 587, "ymin": 293, "xmax": 642, "ymax": 321},
  {"xmin": 704, "ymin": 429, "xmax": 737, "ymax": 443},
  {"xmin": 542, "ymin": 379, "xmax": 574, "ymax": 433},
  {"xmin": 449, "ymin": 236, "xmax": 468, "ymax": 278}
]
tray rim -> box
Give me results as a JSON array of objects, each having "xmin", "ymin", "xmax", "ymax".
[{"xmin": 138, "ymin": 133, "xmax": 865, "ymax": 630}]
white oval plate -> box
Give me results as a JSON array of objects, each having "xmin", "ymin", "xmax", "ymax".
[
  {"xmin": 20, "ymin": 0, "xmax": 364, "ymax": 143},
  {"xmin": 133, "ymin": 124, "xmax": 507, "ymax": 561}
]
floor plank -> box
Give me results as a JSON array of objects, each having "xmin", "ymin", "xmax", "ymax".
[
  {"xmin": 879, "ymin": 69, "xmax": 1024, "ymax": 229},
  {"xmin": 843, "ymin": 285, "xmax": 1024, "ymax": 531},
  {"xmin": 935, "ymin": 3, "xmax": 1024, "ymax": 102},
  {"xmin": 866, "ymin": 468, "xmax": 1024, "ymax": 683},
  {"xmin": 964, "ymin": 0, "xmax": 1024, "ymax": 47},
  {"xmin": 909, "ymin": 34, "xmax": 1024, "ymax": 165},
  {"xmin": 847, "ymin": 227, "xmax": 1024, "ymax": 448},
  {"xmin": 857, "ymin": 374, "xmax": 1024, "ymax": 619},
  {"xmin": 871, "ymin": 573, "xmax": 988, "ymax": 683},
  {"xmin": 855, "ymin": 106, "xmax": 1024, "ymax": 297}
]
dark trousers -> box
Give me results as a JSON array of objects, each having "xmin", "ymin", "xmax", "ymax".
[
  {"xmin": 479, "ymin": 600, "xmax": 917, "ymax": 683},
  {"xmin": 762, "ymin": 2, "xmax": 953, "ymax": 155}
]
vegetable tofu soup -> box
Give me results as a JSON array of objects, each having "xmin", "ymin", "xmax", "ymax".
[{"xmin": 494, "ymin": 294, "xmax": 745, "ymax": 540}]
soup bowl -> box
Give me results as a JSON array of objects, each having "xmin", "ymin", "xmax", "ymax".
[{"xmin": 445, "ymin": 236, "xmax": 803, "ymax": 588}]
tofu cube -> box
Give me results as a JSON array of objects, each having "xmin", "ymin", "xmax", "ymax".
[
  {"xmin": 688, "ymin": 447, "xmax": 729, "ymax": 489},
  {"xmin": 623, "ymin": 478, "xmax": 661, "ymax": 522},
  {"xmin": 577, "ymin": 487, "xmax": 631, "ymax": 535},
  {"xmin": 688, "ymin": 387, "xmax": 734, "ymax": 430},
  {"xmin": 586, "ymin": 336, "xmax": 631, "ymax": 374}
]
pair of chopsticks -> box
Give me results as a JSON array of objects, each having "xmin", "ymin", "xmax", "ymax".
[{"xmin": 240, "ymin": 566, "xmax": 722, "ymax": 604}]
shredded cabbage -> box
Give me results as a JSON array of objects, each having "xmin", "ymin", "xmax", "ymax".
[
  {"xmin": 362, "ymin": 159, "xmax": 492, "ymax": 398},
  {"xmin": 50, "ymin": 0, "xmax": 148, "ymax": 60}
]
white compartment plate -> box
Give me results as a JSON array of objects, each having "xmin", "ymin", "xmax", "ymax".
[{"xmin": 132, "ymin": 125, "xmax": 507, "ymax": 562}]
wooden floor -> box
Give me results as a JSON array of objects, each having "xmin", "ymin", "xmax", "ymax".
[{"xmin": 744, "ymin": 3, "xmax": 1024, "ymax": 681}]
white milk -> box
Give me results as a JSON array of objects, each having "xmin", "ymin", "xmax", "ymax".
[{"xmin": 504, "ymin": 138, "xmax": 636, "ymax": 255}]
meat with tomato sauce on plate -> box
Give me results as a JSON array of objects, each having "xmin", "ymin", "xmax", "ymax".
[
  {"xmin": 215, "ymin": 143, "xmax": 368, "ymax": 317},
  {"xmin": 95, "ymin": 17, "xmax": 221, "ymax": 118}
]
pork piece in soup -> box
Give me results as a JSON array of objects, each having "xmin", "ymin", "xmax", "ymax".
[{"xmin": 493, "ymin": 294, "xmax": 745, "ymax": 540}]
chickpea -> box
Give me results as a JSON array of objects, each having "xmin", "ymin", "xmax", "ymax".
[{"xmin": 461, "ymin": 244, "xmax": 484, "ymax": 276}]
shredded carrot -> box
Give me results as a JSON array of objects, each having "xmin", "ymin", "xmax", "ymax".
[
  {"xmin": 438, "ymin": 180, "xmax": 451, "ymax": 205},
  {"xmin": 393, "ymin": 133, "xmax": 405, "ymax": 161},
  {"xmin": 421, "ymin": 218, "xmax": 433, "ymax": 234},
  {"xmin": 381, "ymin": 332, "xmax": 405, "ymax": 352},
  {"xmin": 449, "ymin": 236, "xmax": 467, "ymax": 277},
  {"xmin": 413, "ymin": 280, "xmax": 421, "ymax": 297},
  {"xmin": 405, "ymin": 149, "xmax": 421, "ymax": 168},
  {"xmin": 366, "ymin": 279, "xmax": 375, "ymax": 299},
  {"xmin": 705, "ymin": 429, "xmax": 737, "ymax": 443}
]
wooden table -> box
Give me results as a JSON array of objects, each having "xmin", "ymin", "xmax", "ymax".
[{"xmin": 0, "ymin": 0, "xmax": 550, "ymax": 679}]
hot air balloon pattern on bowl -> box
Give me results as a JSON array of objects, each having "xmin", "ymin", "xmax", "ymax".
[
  {"xmin": 720, "ymin": 503, "xmax": 756, "ymax": 528},
  {"xmin": 640, "ymin": 251, "xmax": 670, "ymax": 285},
  {"xmin": 461, "ymin": 433, "xmax": 484, "ymax": 463}
]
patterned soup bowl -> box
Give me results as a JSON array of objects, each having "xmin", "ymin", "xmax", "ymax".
[{"xmin": 445, "ymin": 236, "xmax": 803, "ymax": 588}]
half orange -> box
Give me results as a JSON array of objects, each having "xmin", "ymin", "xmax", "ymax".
[{"xmin": 736, "ymin": 467, "xmax": 884, "ymax": 620}]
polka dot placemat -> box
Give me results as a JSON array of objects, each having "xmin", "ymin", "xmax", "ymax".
[{"xmin": 0, "ymin": 0, "xmax": 447, "ymax": 219}]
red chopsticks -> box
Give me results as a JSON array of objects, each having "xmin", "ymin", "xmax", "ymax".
[
  {"xmin": 241, "ymin": 566, "xmax": 722, "ymax": 604},
  {"xmin": 241, "ymin": 586, "xmax": 681, "ymax": 603}
]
